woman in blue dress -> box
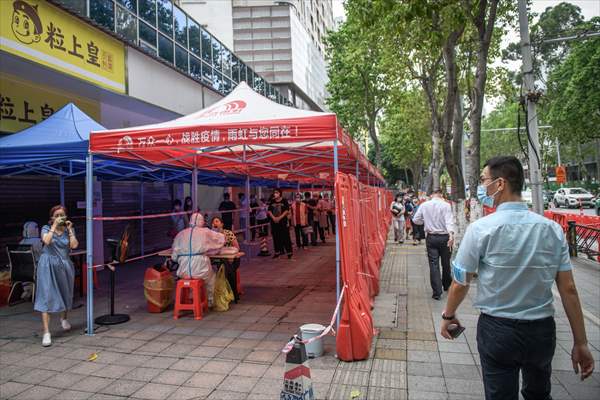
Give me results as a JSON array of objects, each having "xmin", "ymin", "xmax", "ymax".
[{"xmin": 35, "ymin": 205, "xmax": 78, "ymax": 346}]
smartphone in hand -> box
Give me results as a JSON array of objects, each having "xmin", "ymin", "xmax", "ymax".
[{"xmin": 447, "ymin": 323, "xmax": 465, "ymax": 339}]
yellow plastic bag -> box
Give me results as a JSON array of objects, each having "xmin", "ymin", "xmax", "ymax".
[{"xmin": 213, "ymin": 265, "xmax": 234, "ymax": 312}]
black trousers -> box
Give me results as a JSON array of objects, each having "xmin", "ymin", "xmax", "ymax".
[
  {"xmin": 257, "ymin": 218, "xmax": 269, "ymax": 237},
  {"xmin": 294, "ymin": 225, "xmax": 308, "ymax": 248},
  {"xmin": 271, "ymin": 222, "xmax": 292, "ymax": 255},
  {"xmin": 478, "ymin": 314, "xmax": 555, "ymax": 400},
  {"xmin": 425, "ymin": 233, "xmax": 452, "ymax": 296},
  {"xmin": 328, "ymin": 212, "xmax": 336, "ymax": 234}
]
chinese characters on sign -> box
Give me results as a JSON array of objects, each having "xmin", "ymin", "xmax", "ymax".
[
  {"xmin": 0, "ymin": 73, "xmax": 101, "ymax": 133},
  {"xmin": 0, "ymin": 0, "xmax": 125, "ymax": 93},
  {"xmin": 116, "ymin": 126, "xmax": 298, "ymax": 153}
]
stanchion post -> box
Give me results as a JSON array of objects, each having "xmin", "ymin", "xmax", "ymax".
[
  {"xmin": 567, "ymin": 221, "xmax": 577, "ymax": 257},
  {"xmin": 245, "ymin": 175, "xmax": 250, "ymax": 243},
  {"xmin": 85, "ymin": 152, "xmax": 94, "ymax": 335},
  {"xmin": 333, "ymin": 137, "xmax": 341, "ymax": 330}
]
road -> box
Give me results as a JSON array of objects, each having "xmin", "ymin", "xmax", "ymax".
[{"xmin": 549, "ymin": 205, "xmax": 598, "ymax": 216}]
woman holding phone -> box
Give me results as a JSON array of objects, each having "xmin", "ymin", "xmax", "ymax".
[{"xmin": 35, "ymin": 205, "xmax": 78, "ymax": 346}]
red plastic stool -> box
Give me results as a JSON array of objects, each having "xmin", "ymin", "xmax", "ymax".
[
  {"xmin": 236, "ymin": 269, "xmax": 243, "ymax": 295},
  {"xmin": 173, "ymin": 279, "xmax": 208, "ymax": 320}
]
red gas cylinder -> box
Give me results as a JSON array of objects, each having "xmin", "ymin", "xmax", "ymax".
[{"xmin": 144, "ymin": 265, "xmax": 175, "ymax": 313}]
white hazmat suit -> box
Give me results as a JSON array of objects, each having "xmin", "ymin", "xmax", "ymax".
[{"xmin": 171, "ymin": 213, "xmax": 225, "ymax": 305}]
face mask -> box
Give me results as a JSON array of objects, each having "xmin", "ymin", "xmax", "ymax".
[{"xmin": 477, "ymin": 179, "xmax": 500, "ymax": 208}]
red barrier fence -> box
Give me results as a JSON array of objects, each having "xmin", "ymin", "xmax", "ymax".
[{"xmin": 335, "ymin": 172, "xmax": 392, "ymax": 361}]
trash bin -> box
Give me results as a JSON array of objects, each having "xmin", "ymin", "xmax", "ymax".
[
  {"xmin": 299, "ymin": 323, "xmax": 326, "ymax": 358},
  {"xmin": 143, "ymin": 265, "xmax": 174, "ymax": 313}
]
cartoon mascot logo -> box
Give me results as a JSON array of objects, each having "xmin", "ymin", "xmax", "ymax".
[{"xmin": 11, "ymin": 0, "xmax": 43, "ymax": 45}]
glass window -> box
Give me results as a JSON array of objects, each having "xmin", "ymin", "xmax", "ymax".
[
  {"xmin": 202, "ymin": 62, "xmax": 213, "ymax": 84},
  {"xmin": 213, "ymin": 71, "xmax": 223, "ymax": 92},
  {"xmin": 55, "ymin": 0, "xmax": 86, "ymax": 15},
  {"xmin": 212, "ymin": 40, "xmax": 222, "ymax": 72},
  {"xmin": 116, "ymin": 6, "xmax": 137, "ymax": 44},
  {"xmin": 139, "ymin": 20, "xmax": 156, "ymax": 47},
  {"xmin": 231, "ymin": 55, "xmax": 239, "ymax": 83},
  {"xmin": 201, "ymin": 30, "xmax": 212, "ymax": 63},
  {"xmin": 239, "ymin": 63, "xmax": 246, "ymax": 83},
  {"xmin": 158, "ymin": 33, "xmax": 174, "ymax": 64},
  {"xmin": 223, "ymin": 78, "xmax": 232, "ymax": 94},
  {"xmin": 116, "ymin": 0, "xmax": 136, "ymax": 13},
  {"xmin": 246, "ymin": 68, "xmax": 254, "ymax": 86},
  {"xmin": 90, "ymin": 0, "xmax": 114, "ymax": 31},
  {"xmin": 157, "ymin": 0, "xmax": 173, "ymax": 36},
  {"xmin": 173, "ymin": 6, "xmax": 187, "ymax": 47},
  {"xmin": 254, "ymin": 75, "xmax": 265, "ymax": 94},
  {"xmin": 139, "ymin": 0, "xmax": 156, "ymax": 26},
  {"xmin": 175, "ymin": 45, "xmax": 188, "ymax": 72},
  {"xmin": 139, "ymin": 41, "xmax": 156, "ymax": 55},
  {"xmin": 221, "ymin": 48, "xmax": 231, "ymax": 77},
  {"xmin": 188, "ymin": 20, "xmax": 201, "ymax": 57},
  {"xmin": 190, "ymin": 56, "xmax": 202, "ymax": 80}
]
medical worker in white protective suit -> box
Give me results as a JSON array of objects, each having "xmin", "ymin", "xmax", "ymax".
[{"xmin": 171, "ymin": 213, "xmax": 225, "ymax": 306}]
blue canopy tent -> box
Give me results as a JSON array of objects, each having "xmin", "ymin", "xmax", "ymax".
[{"xmin": 0, "ymin": 103, "xmax": 303, "ymax": 191}]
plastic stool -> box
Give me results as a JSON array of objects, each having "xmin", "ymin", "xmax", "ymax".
[{"xmin": 173, "ymin": 279, "xmax": 208, "ymax": 320}]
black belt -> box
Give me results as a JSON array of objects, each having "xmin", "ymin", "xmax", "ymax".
[{"xmin": 481, "ymin": 313, "xmax": 554, "ymax": 325}]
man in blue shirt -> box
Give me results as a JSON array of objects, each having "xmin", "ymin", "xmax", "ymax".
[{"xmin": 441, "ymin": 156, "xmax": 594, "ymax": 400}]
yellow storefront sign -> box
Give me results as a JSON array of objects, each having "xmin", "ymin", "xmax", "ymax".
[
  {"xmin": 0, "ymin": 0, "xmax": 125, "ymax": 93},
  {"xmin": 0, "ymin": 73, "xmax": 100, "ymax": 133}
]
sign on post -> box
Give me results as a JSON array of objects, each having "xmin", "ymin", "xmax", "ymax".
[{"xmin": 556, "ymin": 165, "xmax": 567, "ymax": 184}]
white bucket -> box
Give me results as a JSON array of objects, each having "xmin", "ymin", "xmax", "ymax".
[{"xmin": 299, "ymin": 323, "xmax": 326, "ymax": 358}]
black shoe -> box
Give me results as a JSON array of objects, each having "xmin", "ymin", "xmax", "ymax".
[
  {"xmin": 443, "ymin": 287, "xmax": 450, "ymax": 292},
  {"xmin": 272, "ymin": 253, "xmax": 280, "ymax": 259},
  {"xmin": 287, "ymin": 254, "xmax": 293, "ymax": 259},
  {"xmin": 432, "ymin": 294, "xmax": 441, "ymax": 300}
]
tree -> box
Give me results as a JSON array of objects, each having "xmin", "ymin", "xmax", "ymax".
[
  {"xmin": 546, "ymin": 24, "xmax": 600, "ymax": 145},
  {"xmin": 378, "ymin": 90, "xmax": 432, "ymax": 190},
  {"xmin": 325, "ymin": 5, "xmax": 390, "ymax": 168}
]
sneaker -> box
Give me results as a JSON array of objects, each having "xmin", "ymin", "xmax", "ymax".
[
  {"xmin": 432, "ymin": 294, "xmax": 441, "ymax": 300},
  {"xmin": 42, "ymin": 332, "xmax": 51, "ymax": 347},
  {"xmin": 61, "ymin": 319, "xmax": 71, "ymax": 331}
]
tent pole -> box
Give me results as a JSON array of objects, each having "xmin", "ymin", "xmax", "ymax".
[
  {"xmin": 140, "ymin": 180, "xmax": 144, "ymax": 256},
  {"xmin": 333, "ymin": 138, "xmax": 341, "ymax": 330},
  {"xmin": 85, "ymin": 152, "xmax": 94, "ymax": 336},
  {"xmin": 192, "ymin": 167, "xmax": 198, "ymax": 212},
  {"xmin": 59, "ymin": 175, "xmax": 65, "ymax": 206},
  {"xmin": 245, "ymin": 175, "xmax": 250, "ymax": 243}
]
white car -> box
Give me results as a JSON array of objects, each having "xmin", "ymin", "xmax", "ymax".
[{"xmin": 553, "ymin": 187, "xmax": 594, "ymax": 208}]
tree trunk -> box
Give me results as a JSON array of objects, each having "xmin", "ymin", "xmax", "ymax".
[
  {"xmin": 466, "ymin": 0, "xmax": 499, "ymax": 201},
  {"xmin": 452, "ymin": 96, "xmax": 466, "ymax": 200},
  {"xmin": 431, "ymin": 131, "xmax": 442, "ymax": 192},
  {"xmin": 441, "ymin": 26, "xmax": 465, "ymax": 201},
  {"xmin": 368, "ymin": 115, "xmax": 382, "ymax": 168}
]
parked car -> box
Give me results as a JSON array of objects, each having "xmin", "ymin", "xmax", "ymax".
[
  {"xmin": 553, "ymin": 187, "xmax": 594, "ymax": 208},
  {"xmin": 522, "ymin": 190, "xmax": 549, "ymax": 209}
]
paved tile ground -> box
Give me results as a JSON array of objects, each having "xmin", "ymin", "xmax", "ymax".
[{"xmin": 1, "ymin": 232, "xmax": 599, "ymax": 399}]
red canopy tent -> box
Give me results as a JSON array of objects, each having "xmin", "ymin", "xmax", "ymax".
[
  {"xmin": 89, "ymin": 82, "xmax": 383, "ymax": 185},
  {"xmin": 83, "ymin": 83, "xmax": 386, "ymax": 346}
]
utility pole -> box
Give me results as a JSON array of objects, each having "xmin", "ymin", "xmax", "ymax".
[{"xmin": 518, "ymin": 0, "xmax": 544, "ymax": 215}]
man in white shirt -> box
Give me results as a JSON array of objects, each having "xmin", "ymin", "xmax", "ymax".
[
  {"xmin": 390, "ymin": 194, "xmax": 406, "ymax": 243},
  {"xmin": 412, "ymin": 189, "xmax": 455, "ymax": 300}
]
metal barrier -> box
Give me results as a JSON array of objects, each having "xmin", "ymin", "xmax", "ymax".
[{"xmin": 568, "ymin": 221, "xmax": 600, "ymax": 261}]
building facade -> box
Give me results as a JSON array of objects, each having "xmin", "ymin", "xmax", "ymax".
[
  {"xmin": 1, "ymin": 0, "xmax": 284, "ymax": 261},
  {"xmin": 181, "ymin": 0, "xmax": 334, "ymax": 111}
]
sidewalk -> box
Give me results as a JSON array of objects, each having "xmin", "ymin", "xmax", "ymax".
[
  {"xmin": 0, "ymin": 235, "xmax": 599, "ymax": 399},
  {"xmin": 351, "ymin": 238, "xmax": 600, "ymax": 400}
]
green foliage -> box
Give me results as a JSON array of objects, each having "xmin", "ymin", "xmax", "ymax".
[
  {"xmin": 480, "ymin": 101, "xmax": 522, "ymax": 163},
  {"xmin": 546, "ymin": 25, "xmax": 600, "ymax": 145}
]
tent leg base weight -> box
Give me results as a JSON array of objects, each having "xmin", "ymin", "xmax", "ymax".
[{"xmin": 95, "ymin": 314, "xmax": 130, "ymax": 325}]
